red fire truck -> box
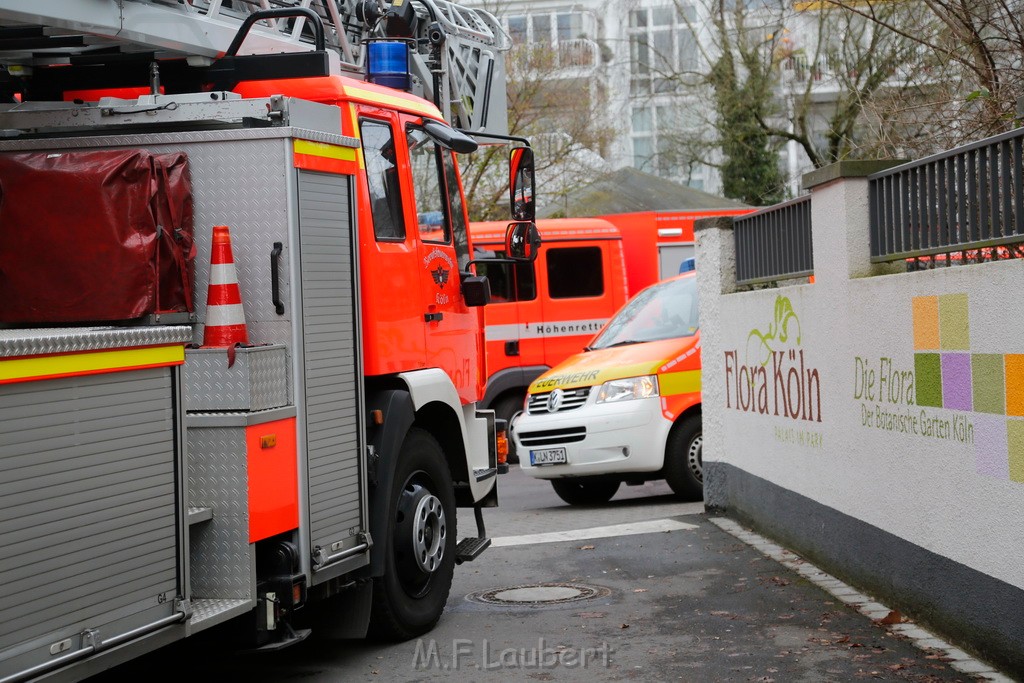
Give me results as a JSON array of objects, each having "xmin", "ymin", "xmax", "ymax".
[{"xmin": 0, "ymin": 1, "xmax": 537, "ymax": 680}]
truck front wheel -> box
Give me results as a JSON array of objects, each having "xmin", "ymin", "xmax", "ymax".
[
  {"xmin": 369, "ymin": 428, "xmax": 456, "ymax": 640},
  {"xmin": 665, "ymin": 415, "xmax": 703, "ymax": 501}
]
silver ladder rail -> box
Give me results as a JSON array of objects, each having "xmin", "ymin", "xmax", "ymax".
[{"xmin": 0, "ymin": 0, "xmax": 510, "ymax": 134}]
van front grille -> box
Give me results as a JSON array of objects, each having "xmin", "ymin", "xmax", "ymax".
[
  {"xmin": 517, "ymin": 426, "xmax": 586, "ymax": 447},
  {"xmin": 527, "ymin": 387, "xmax": 590, "ymax": 414}
]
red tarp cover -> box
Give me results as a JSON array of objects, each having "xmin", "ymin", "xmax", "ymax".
[{"xmin": 0, "ymin": 149, "xmax": 195, "ymax": 324}]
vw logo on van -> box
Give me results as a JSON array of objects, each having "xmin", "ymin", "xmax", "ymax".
[{"xmin": 547, "ymin": 388, "xmax": 564, "ymax": 413}]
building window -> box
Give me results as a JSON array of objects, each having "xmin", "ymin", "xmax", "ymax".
[
  {"xmin": 506, "ymin": 10, "xmax": 591, "ymax": 46},
  {"xmin": 628, "ymin": 4, "xmax": 699, "ymax": 95}
]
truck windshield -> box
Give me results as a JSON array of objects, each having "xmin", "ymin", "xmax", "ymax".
[{"xmin": 588, "ymin": 275, "xmax": 698, "ymax": 350}]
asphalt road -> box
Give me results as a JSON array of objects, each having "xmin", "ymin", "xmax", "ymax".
[{"xmin": 90, "ymin": 467, "xmax": 982, "ymax": 682}]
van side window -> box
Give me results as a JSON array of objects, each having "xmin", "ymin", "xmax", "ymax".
[
  {"xmin": 360, "ymin": 119, "xmax": 406, "ymax": 241},
  {"xmin": 477, "ymin": 256, "xmax": 536, "ymax": 302},
  {"xmin": 546, "ymin": 246, "xmax": 604, "ymax": 298},
  {"xmin": 406, "ymin": 126, "xmax": 451, "ymax": 247}
]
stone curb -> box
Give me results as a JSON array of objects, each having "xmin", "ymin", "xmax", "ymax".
[{"xmin": 708, "ymin": 517, "xmax": 1016, "ymax": 683}]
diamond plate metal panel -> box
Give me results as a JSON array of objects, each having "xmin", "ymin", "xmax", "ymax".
[
  {"xmin": 180, "ymin": 137, "xmax": 293, "ymax": 345},
  {"xmin": 0, "ymin": 325, "xmax": 192, "ymax": 358},
  {"xmin": 187, "ymin": 426, "xmax": 254, "ymax": 600},
  {"xmin": 183, "ymin": 345, "xmax": 290, "ymax": 412}
]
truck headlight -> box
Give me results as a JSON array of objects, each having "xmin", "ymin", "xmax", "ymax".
[{"xmin": 595, "ymin": 375, "xmax": 659, "ymax": 403}]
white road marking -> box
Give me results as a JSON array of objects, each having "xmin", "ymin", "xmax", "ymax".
[{"xmin": 490, "ymin": 518, "xmax": 699, "ymax": 547}]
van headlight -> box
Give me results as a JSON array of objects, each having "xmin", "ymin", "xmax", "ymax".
[{"xmin": 595, "ymin": 375, "xmax": 659, "ymax": 403}]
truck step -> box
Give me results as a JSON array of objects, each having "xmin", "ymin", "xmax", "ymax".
[
  {"xmin": 249, "ymin": 623, "xmax": 311, "ymax": 652},
  {"xmin": 190, "ymin": 598, "xmax": 253, "ymax": 633},
  {"xmin": 455, "ymin": 537, "xmax": 491, "ymax": 564},
  {"xmin": 188, "ymin": 506, "xmax": 213, "ymax": 525}
]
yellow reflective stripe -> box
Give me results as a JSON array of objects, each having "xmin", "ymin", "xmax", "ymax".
[
  {"xmin": 659, "ymin": 369, "xmax": 702, "ymax": 396},
  {"xmin": 293, "ymin": 139, "xmax": 357, "ymax": 161},
  {"xmin": 345, "ymin": 85, "xmax": 441, "ymax": 118},
  {"xmin": 0, "ymin": 345, "xmax": 185, "ymax": 383},
  {"xmin": 530, "ymin": 362, "xmax": 661, "ymax": 391},
  {"xmin": 348, "ymin": 105, "xmax": 365, "ymax": 169}
]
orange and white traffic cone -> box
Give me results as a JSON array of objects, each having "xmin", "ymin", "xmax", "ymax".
[{"xmin": 202, "ymin": 225, "xmax": 249, "ymax": 347}]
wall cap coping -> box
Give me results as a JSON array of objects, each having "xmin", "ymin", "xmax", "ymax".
[
  {"xmin": 694, "ymin": 215, "xmax": 735, "ymax": 232},
  {"xmin": 802, "ymin": 159, "xmax": 906, "ymax": 191}
]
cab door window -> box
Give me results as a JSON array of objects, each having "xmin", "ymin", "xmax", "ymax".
[
  {"xmin": 406, "ymin": 126, "xmax": 450, "ymax": 246},
  {"xmin": 477, "ymin": 256, "xmax": 536, "ymax": 302},
  {"xmin": 360, "ymin": 119, "xmax": 405, "ymax": 241},
  {"xmin": 406, "ymin": 125, "xmax": 473, "ymax": 270},
  {"xmin": 439, "ymin": 147, "xmax": 471, "ymax": 270},
  {"xmin": 546, "ymin": 246, "xmax": 604, "ymax": 298}
]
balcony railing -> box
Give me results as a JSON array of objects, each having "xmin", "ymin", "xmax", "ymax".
[
  {"xmin": 734, "ymin": 195, "xmax": 814, "ymax": 285},
  {"xmin": 510, "ymin": 38, "xmax": 599, "ymax": 73},
  {"xmin": 868, "ymin": 126, "xmax": 1024, "ymax": 264}
]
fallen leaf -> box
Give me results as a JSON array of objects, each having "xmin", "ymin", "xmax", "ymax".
[
  {"xmin": 620, "ymin": 623, "xmax": 630, "ymax": 629},
  {"xmin": 836, "ymin": 635, "xmax": 850, "ymax": 644},
  {"xmin": 875, "ymin": 610, "xmax": 904, "ymax": 625},
  {"xmin": 579, "ymin": 545, "xmax": 595, "ymax": 550}
]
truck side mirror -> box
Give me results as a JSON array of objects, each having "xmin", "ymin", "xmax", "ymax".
[
  {"xmin": 505, "ymin": 221, "xmax": 541, "ymax": 262},
  {"xmin": 509, "ymin": 146, "xmax": 535, "ymax": 222}
]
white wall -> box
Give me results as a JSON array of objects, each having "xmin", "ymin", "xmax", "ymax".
[{"xmin": 697, "ymin": 176, "xmax": 1024, "ymax": 593}]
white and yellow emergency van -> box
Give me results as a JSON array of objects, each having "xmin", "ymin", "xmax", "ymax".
[{"xmin": 512, "ymin": 272, "xmax": 703, "ymax": 505}]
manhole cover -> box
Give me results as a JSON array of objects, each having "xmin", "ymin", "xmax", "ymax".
[{"xmin": 467, "ymin": 582, "xmax": 611, "ymax": 606}]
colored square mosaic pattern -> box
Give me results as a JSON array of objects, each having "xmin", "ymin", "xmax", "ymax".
[{"xmin": 912, "ymin": 294, "xmax": 1024, "ymax": 483}]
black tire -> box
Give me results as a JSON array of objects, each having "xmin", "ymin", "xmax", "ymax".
[
  {"xmin": 665, "ymin": 415, "xmax": 703, "ymax": 501},
  {"xmin": 550, "ymin": 478, "xmax": 620, "ymax": 506},
  {"xmin": 369, "ymin": 428, "xmax": 456, "ymax": 640},
  {"xmin": 493, "ymin": 393, "xmax": 524, "ymax": 464}
]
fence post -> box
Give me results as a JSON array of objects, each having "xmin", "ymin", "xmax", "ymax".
[{"xmin": 803, "ymin": 160, "xmax": 905, "ymax": 283}]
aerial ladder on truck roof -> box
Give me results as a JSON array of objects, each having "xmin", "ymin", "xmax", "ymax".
[{"xmin": 0, "ymin": 0, "xmax": 511, "ymax": 136}]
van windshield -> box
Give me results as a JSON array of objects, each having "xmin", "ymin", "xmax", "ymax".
[{"xmin": 589, "ymin": 276, "xmax": 698, "ymax": 350}]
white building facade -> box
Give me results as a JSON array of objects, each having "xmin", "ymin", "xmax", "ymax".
[{"xmin": 467, "ymin": 0, "xmax": 862, "ymax": 203}]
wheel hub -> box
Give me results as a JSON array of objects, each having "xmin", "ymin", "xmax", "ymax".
[
  {"xmin": 394, "ymin": 478, "xmax": 449, "ymax": 597},
  {"xmin": 412, "ymin": 493, "xmax": 446, "ymax": 573},
  {"xmin": 688, "ymin": 434, "xmax": 703, "ymax": 483}
]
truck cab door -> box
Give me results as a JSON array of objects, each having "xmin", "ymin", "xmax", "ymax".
[
  {"xmin": 356, "ymin": 111, "xmax": 427, "ymax": 374},
  {"xmin": 401, "ymin": 116, "xmax": 482, "ymax": 405}
]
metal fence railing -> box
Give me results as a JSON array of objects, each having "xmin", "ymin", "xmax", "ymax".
[
  {"xmin": 869, "ymin": 126, "xmax": 1024, "ymax": 265},
  {"xmin": 734, "ymin": 195, "xmax": 813, "ymax": 285}
]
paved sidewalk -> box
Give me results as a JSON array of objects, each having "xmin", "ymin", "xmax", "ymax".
[{"xmin": 709, "ymin": 517, "xmax": 1016, "ymax": 683}]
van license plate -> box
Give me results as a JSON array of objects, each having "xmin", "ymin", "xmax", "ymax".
[{"xmin": 531, "ymin": 448, "xmax": 567, "ymax": 466}]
